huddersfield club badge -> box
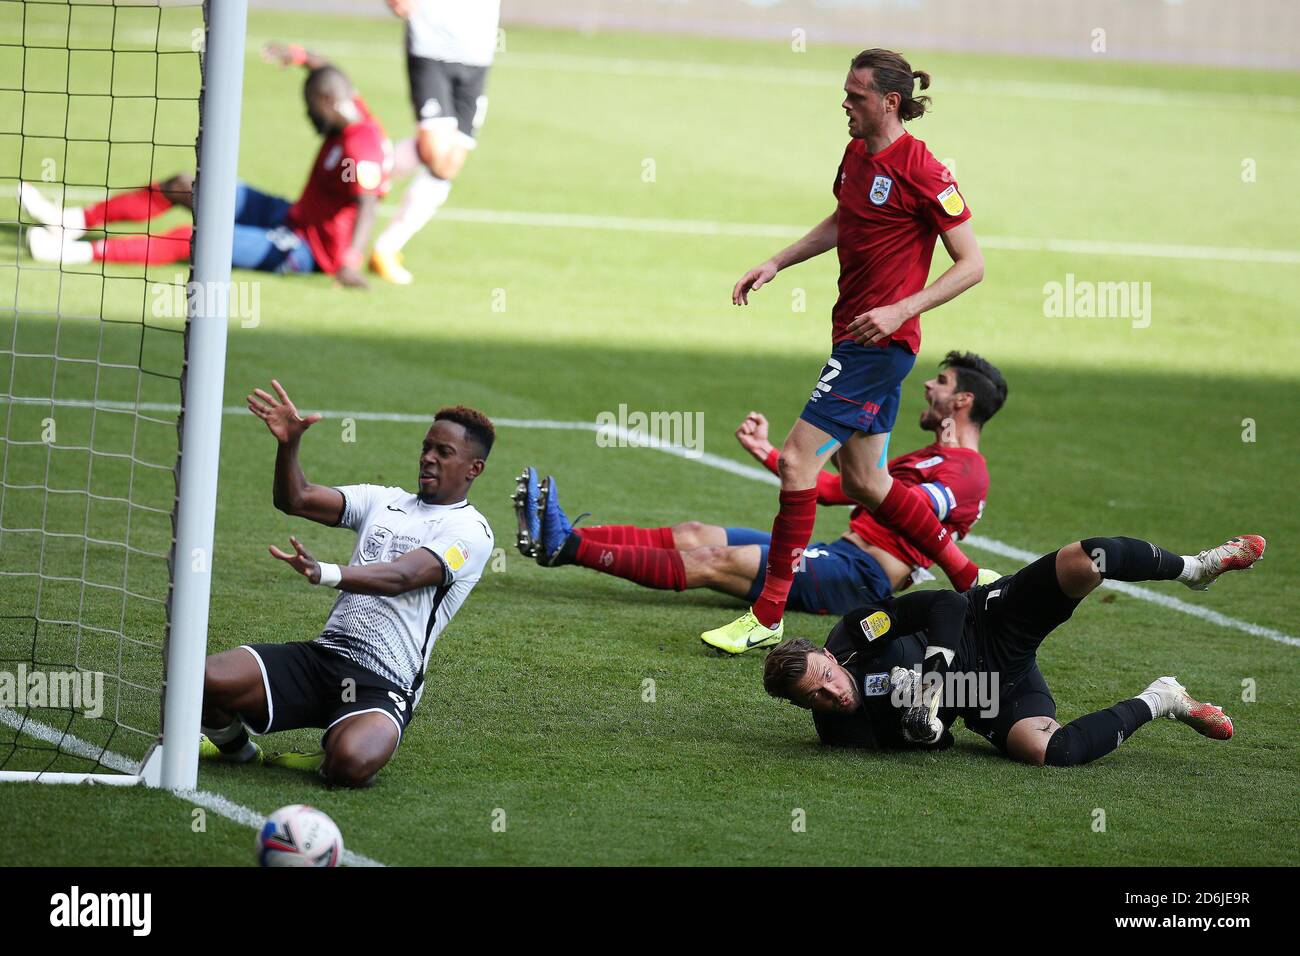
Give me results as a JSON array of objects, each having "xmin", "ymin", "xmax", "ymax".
[{"xmin": 869, "ymin": 175, "xmax": 893, "ymax": 205}]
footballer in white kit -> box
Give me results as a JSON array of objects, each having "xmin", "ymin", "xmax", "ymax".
[
  {"xmin": 371, "ymin": 0, "xmax": 502, "ymax": 284},
  {"xmin": 199, "ymin": 379, "xmax": 495, "ymax": 788}
]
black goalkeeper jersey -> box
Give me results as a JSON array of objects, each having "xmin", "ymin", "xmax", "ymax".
[
  {"xmin": 812, "ymin": 590, "xmax": 979, "ymax": 750},
  {"xmin": 811, "ymin": 559, "xmax": 1072, "ymax": 752}
]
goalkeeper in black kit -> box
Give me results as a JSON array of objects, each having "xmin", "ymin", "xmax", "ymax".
[{"xmin": 761, "ymin": 533, "xmax": 1264, "ymax": 765}]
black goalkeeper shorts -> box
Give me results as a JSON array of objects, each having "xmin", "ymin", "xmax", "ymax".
[
  {"xmin": 240, "ymin": 641, "xmax": 414, "ymax": 744},
  {"xmin": 958, "ymin": 549, "xmax": 1077, "ymax": 752},
  {"xmin": 962, "ymin": 663, "xmax": 1057, "ymax": 754}
]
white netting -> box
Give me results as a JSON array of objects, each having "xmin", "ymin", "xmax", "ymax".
[{"xmin": 0, "ymin": 0, "xmax": 204, "ymax": 777}]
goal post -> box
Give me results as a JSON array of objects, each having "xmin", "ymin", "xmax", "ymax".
[
  {"xmin": 160, "ymin": 0, "xmax": 247, "ymax": 792},
  {"xmin": 0, "ymin": 0, "xmax": 247, "ymax": 788}
]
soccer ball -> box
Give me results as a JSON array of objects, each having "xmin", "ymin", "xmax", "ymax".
[{"xmin": 256, "ymin": 804, "xmax": 344, "ymax": 867}]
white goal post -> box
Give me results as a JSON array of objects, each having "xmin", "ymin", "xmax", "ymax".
[{"xmin": 0, "ymin": 0, "xmax": 247, "ymax": 788}]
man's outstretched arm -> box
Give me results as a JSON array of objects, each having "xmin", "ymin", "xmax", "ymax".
[
  {"xmin": 261, "ymin": 41, "xmax": 333, "ymax": 72},
  {"xmin": 269, "ymin": 535, "xmax": 445, "ymax": 596},
  {"xmin": 246, "ymin": 379, "xmax": 344, "ymax": 526}
]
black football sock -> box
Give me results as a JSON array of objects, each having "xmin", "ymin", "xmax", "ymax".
[
  {"xmin": 1080, "ymin": 536, "xmax": 1185, "ymax": 582},
  {"xmin": 1043, "ymin": 698, "xmax": 1154, "ymax": 767}
]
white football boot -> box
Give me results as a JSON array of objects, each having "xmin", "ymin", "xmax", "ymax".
[
  {"xmin": 19, "ymin": 182, "xmax": 86, "ymax": 238},
  {"xmin": 1180, "ymin": 534, "xmax": 1265, "ymax": 591},
  {"xmin": 27, "ymin": 225, "xmax": 93, "ymax": 265},
  {"xmin": 1141, "ymin": 676, "xmax": 1233, "ymax": 740}
]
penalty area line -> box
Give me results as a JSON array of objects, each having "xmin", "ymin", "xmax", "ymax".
[
  {"xmin": 42, "ymin": 187, "xmax": 1300, "ymax": 266},
  {"xmin": 0, "ymin": 708, "xmax": 385, "ymax": 867}
]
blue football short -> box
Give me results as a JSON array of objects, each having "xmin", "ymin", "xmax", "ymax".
[
  {"xmin": 798, "ymin": 340, "xmax": 916, "ymax": 446},
  {"xmin": 230, "ymin": 181, "xmax": 316, "ymax": 274},
  {"xmin": 728, "ymin": 529, "xmax": 894, "ymax": 616}
]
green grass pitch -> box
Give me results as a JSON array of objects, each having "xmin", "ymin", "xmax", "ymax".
[{"xmin": 1, "ymin": 8, "xmax": 1298, "ymax": 865}]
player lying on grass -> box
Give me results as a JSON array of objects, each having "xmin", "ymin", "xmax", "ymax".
[
  {"xmin": 198, "ymin": 380, "xmax": 494, "ymax": 788},
  {"xmin": 516, "ymin": 351, "xmax": 1006, "ymax": 654},
  {"xmin": 705, "ymin": 49, "xmax": 990, "ymax": 652},
  {"xmin": 22, "ymin": 41, "xmax": 390, "ymax": 289},
  {"xmin": 762, "ymin": 532, "xmax": 1265, "ymax": 765}
]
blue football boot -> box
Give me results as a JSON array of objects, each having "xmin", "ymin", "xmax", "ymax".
[
  {"xmin": 511, "ymin": 467, "xmax": 542, "ymax": 558},
  {"xmin": 537, "ymin": 475, "xmax": 587, "ymax": 566}
]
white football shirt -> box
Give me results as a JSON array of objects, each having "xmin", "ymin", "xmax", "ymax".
[
  {"xmin": 406, "ymin": 0, "xmax": 501, "ymax": 68},
  {"xmin": 316, "ymin": 484, "xmax": 493, "ymax": 699}
]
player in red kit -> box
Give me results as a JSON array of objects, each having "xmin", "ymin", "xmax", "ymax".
[
  {"xmin": 22, "ymin": 42, "xmax": 390, "ymax": 290},
  {"xmin": 520, "ymin": 353, "xmax": 1005, "ymax": 650},
  {"xmin": 701, "ymin": 49, "xmax": 989, "ymax": 654}
]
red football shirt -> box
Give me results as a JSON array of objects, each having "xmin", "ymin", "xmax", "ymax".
[
  {"xmin": 831, "ymin": 132, "xmax": 971, "ymax": 351},
  {"xmin": 763, "ymin": 441, "xmax": 988, "ymax": 570},
  {"xmin": 286, "ymin": 96, "xmax": 392, "ymax": 274}
]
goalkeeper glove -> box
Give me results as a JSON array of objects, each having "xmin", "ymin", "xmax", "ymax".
[{"xmin": 890, "ymin": 666, "xmax": 944, "ymax": 745}]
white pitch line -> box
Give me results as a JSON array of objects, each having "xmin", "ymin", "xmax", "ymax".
[
  {"xmin": 48, "ymin": 26, "xmax": 1299, "ymax": 114},
  {"xmin": 2, "ymin": 402, "xmax": 1294, "ymax": 649},
  {"xmin": 229, "ymin": 33, "xmax": 1300, "ymax": 114},
  {"xmin": 21, "ymin": 188, "xmax": 1300, "ymax": 267},
  {"xmin": 0, "ymin": 708, "xmax": 385, "ymax": 866},
  {"xmin": 432, "ymin": 209, "xmax": 1300, "ymax": 266}
]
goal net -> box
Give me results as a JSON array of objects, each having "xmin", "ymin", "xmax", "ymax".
[{"xmin": 0, "ymin": 0, "xmax": 244, "ymax": 786}]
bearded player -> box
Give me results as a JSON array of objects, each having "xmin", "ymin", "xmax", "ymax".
[
  {"xmin": 703, "ymin": 49, "xmax": 990, "ymax": 653},
  {"xmin": 23, "ymin": 42, "xmax": 390, "ymax": 289},
  {"xmin": 519, "ymin": 352, "xmax": 1006, "ymax": 653},
  {"xmin": 369, "ymin": 0, "xmax": 501, "ymax": 285},
  {"xmin": 197, "ymin": 380, "xmax": 494, "ymax": 788},
  {"xmin": 761, "ymin": 532, "xmax": 1265, "ymax": 765}
]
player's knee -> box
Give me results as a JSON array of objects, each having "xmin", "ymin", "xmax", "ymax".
[
  {"xmin": 322, "ymin": 746, "xmax": 380, "ymax": 789},
  {"xmin": 839, "ymin": 466, "xmax": 868, "ymax": 502},
  {"xmin": 841, "ymin": 465, "xmax": 887, "ymax": 507},
  {"xmin": 686, "ymin": 546, "xmax": 729, "ymax": 585},
  {"xmin": 428, "ymin": 151, "xmax": 463, "ymax": 180},
  {"xmin": 776, "ymin": 449, "xmax": 810, "ymax": 486},
  {"xmin": 416, "ymin": 135, "xmax": 460, "ymax": 180},
  {"xmin": 1057, "ymin": 541, "xmax": 1102, "ymax": 597},
  {"xmin": 672, "ymin": 521, "xmax": 705, "ymax": 549},
  {"xmin": 1042, "ymin": 726, "xmax": 1084, "ymax": 767}
]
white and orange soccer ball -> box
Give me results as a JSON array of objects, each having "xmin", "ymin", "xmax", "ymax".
[{"xmin": 256, "ymin": 804, "xmax": 343, "ymax": 867}]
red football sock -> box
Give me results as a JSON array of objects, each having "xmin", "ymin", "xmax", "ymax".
[
  {"xmin": 874, "ymin": 481, "xmax": 978, "ymax": 590},
  {"xmin": 91, "ymin": 225, "xmax": 192, "ymax": 265},
  {"xmin": 576, "ymin": 525, "xmax": 676, "ymax": 549},
  {"xmin": 574, "ymin": 537, "xmax": 686, "ymax": 591},
  {"xmin": 82, "ymin": 184, "xmax": 174, "ymax": 228},
  {"xmin": 751, "ymin": 487, "xmax": 818, "ymax": 627}
]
